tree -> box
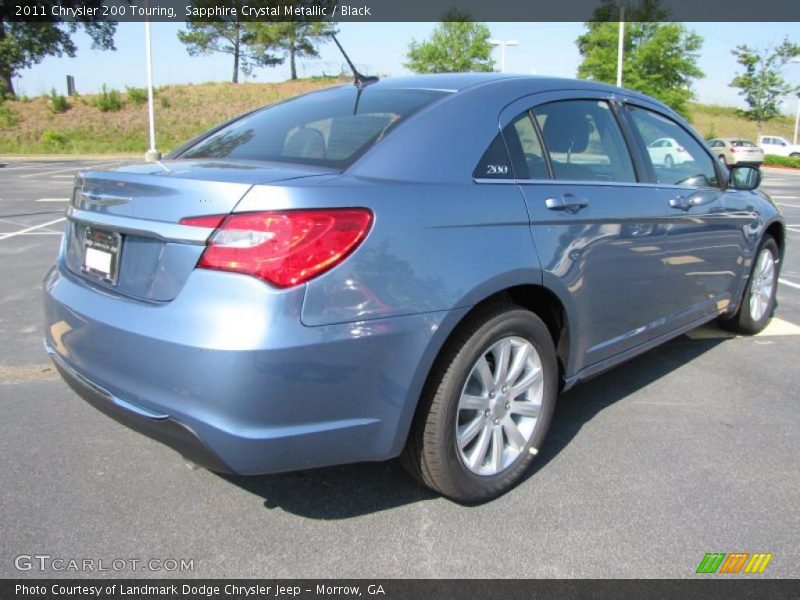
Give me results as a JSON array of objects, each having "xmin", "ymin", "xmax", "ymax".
[
  {"xmin": 576, "ymin": 0, "xmax": 703, "ymax": 117},
  {"xmin": 405, "ymin": 10, "xmax": 494, "ymax": 74},
  {"xmin": 0, "ymin": 15, "xmax": 116, "ymax": 98},
  {"xmin": 730, "ymin": 38, "xmax": 800, "ymax": 137},
  {"xmin": 178, "ymin": 1, "xmax": 282, "ymax": 84},
  {"xmin": 247, "ymin": 22, "xmax": 337, "ymax": 81}
]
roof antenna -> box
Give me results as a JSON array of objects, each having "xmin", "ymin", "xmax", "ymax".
[{"xmin": 332, "ymin": 35, "xmax": 379, "ymax": 90}]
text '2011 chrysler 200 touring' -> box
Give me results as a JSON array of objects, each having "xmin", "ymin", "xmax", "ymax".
[{"xmin": 44, "ymin": 74, "xmax": 784, "ymax": 502}]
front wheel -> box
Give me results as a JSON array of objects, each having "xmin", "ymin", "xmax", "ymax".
[
  {"xmin": 401, "ymin": 303, "xmax": 558, "ymax": 503},
  {"xmin": 721, "ymin": 237, "xmax": 779, "ymax": 334}
]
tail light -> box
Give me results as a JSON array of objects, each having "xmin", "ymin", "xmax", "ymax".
[
  {"xmin": 677, "ymin": 146, "xmax": 686, "ymax": 152},
  {"xmin": 180, "ymin": 209, "xmax": 373, "ymax": 288},
  {"xmin": 730, "ymin": 147, "xmax": 738, "ymax": 153}
]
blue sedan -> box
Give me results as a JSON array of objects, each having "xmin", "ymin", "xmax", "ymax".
[{"xmin": 44, "ymin": 74, "xmax": 784, "ymax": 502}]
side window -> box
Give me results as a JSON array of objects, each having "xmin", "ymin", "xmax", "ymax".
[
  {"xmin": 473, "ymin": 112, "xmax": 548, "ymax": 180},
  {"xmin": 627, "ymin": 106, "xmax": 719, "ymax": 188},
  {"xmin": 533, "ymin": 100, "xmax": 636, "ymax": 183}
]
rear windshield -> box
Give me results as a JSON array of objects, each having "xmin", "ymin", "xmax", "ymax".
[
  {"xmin": 180, "ymin": 86, "xmax": 449, "ymax": 169},
  {"xmin": 731, "ymin": 140, "xmax": 756, "ymax": 147}
]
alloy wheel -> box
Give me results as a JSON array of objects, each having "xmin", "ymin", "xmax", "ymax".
[
  {"xmin": 749, "ymin": 247, "xmax": 776, "ymax": 322},
  {"xmin": 455, "ymin": 336, "xmax": 543, "ymax": 476}
]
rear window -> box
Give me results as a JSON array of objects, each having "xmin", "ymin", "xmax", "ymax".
[
  {"xmin": 180, "ymin": 86, "xmax": 449, "ymax": 169},
  {"xmin": 731, "ymin": 140, "xmax": 756, "ymax": 147}
]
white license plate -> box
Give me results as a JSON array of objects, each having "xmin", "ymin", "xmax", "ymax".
[{"xmin": 82, "ymin": 226, "xmax": 121, "ymax": 283}]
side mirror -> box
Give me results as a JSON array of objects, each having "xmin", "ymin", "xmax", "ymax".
[{"xmin": 729, "ymin": 165, "xmax": 761, "ymax": 191}]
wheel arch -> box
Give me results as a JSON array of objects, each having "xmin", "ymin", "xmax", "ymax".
[
  {"xmin": 391, "ymin": 283, "xmax": 572, "ymax": 456},
  {"xmin": 765, "ymin": 220, "xmax": 785, "ymax": 262}
]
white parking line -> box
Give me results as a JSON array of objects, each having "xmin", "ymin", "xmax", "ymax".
[
  {"xmin": 36, "ymin": 198, "xmax": 70, "ymax": 202},
  {"xmin": 19, "ymin": 161, "xmax": 123, "ymax": 178},
  {"xmin": 787, "ymin": 227, "xmax": 800, "ymax": 234},
  {"xmin": 771, "ymin": 195, "xmax": 800, "ymax": 199},
  {"xmin": 776, "ymin": 203, "xmax": 800, "ymax": 209},
  {"xmin": 779, "ymin": 278, "xmax": 800, "ymax": 290},
  {"xmin": 0, "ymin": 217, "xmax": 66, "ymax": 240}
]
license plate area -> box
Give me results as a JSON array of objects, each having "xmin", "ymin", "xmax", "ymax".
[{"xmin": 82, "ymin": 226, "xmax": 121, "ymax": 285}]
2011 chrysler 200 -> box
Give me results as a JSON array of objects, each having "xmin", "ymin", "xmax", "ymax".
[{"xmin": 44, "ymin": 74, "xmax": 784, "ymax": 502}]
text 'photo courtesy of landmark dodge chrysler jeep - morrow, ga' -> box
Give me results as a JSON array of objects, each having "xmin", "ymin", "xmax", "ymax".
[{"xmin": 44, "ymin": 74, "xmax": 784, "ymax": 502}]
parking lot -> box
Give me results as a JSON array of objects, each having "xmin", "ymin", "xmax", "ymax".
[{"xmin": 0, "ymin": 158, "xmax": 798, "ymax": 578}]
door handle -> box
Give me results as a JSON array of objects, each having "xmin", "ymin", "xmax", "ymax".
[
  {"xmin": 545, "ymin": 193, "xmax": 589, "ymax": 213},
  {"xmin": 668, "ymin": 195, "xmax": 691, "ymax": 211}
]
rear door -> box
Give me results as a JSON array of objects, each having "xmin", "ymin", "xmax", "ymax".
[
  {"xmin": 622, "ymin": 104, "xmax": 746, "ymax": 328},
  {"xmin": 499, "ymin": 92, "xmax": 671, "ymax": 373}
]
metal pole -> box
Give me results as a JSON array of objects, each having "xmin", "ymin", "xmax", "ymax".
[
  {"xmin": 794, "ymin": 95, "xmax": 800, "ymax": 146},
  {"xmin": 144, "ymin": 16, "xmax": 160, "ymax": 161},
  {"xmin": 616, "ymin": 4, "xmax": 625, "ymax": 87}
]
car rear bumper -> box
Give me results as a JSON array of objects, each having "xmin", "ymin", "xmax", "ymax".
[{"xmin": 43, "ymin": 262, "xmax": 461, "ymax": 475}]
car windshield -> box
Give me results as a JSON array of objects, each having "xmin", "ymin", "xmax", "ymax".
[
  {"xmin": 731, "ymin": 140, "xmax": 756, "ymax": 147},
  {"xmin": 180, "ymin": 86, "xmax": 450, "ymax": 169}
]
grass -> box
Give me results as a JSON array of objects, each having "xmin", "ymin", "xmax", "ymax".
[
  {"xmin": 0, "ymin": 78, "xmax": 795, "ymax": 156},
  {"xmin": 0, "ymin": 77, "xmax": 348, "ymax": 155},
  {"xmin": 689, "ymin": 103, "xmax": 796, "ymax": 141},
  {"xmin": 764, "ymin": 154, "xmax": 800, "ymax": 168}
]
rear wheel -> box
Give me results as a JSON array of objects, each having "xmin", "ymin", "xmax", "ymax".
[
  {"xmin": 721, "ymin": 237, "xmax": 779, "ymax": 334},
  {"xmin": 790, "ymin": 152, "xmax": 800, "ymax": 158},
  {"xmin": 401, "ymin": 303, "xmax": 557, "ymax": 503},
  {"xmin": 665, "ymin": 154, "xmax": 674, "ymax": 168}
]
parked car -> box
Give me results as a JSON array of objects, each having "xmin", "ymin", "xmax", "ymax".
[
  {"xmin": 708, "ymin": 138, "xmax": 764, "ymax": 167},
  {"xmin": 44, "ymin": 74, "xmax": 785, "ymax": 503},
  {"xmin": 646, "ymin": 137, "xmax": 693, "ymax": 168},
  {"xmin": 758, "ymin": 135, "xmax": 800, "ymax": 157}
]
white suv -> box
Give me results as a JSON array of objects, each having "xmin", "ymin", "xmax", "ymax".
[{"xmin": 758, "ymin": 135, "xmax": 800, "ymax": 157}]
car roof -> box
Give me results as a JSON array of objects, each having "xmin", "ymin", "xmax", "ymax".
[
  {"xmin": 365, "ymin": 72, "xmax": 657, "ymax": 99},
  {"xmin": 719, "ymin": 137, "xmax": 755, "ymax": 142}
]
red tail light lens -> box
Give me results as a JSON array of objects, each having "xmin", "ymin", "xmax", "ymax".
[{"xmin": 188, "ymin": 209, "xmax": 372, "ymax": 288}]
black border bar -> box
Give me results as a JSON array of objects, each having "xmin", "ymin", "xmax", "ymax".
[
  {"xmin": 2, "ymin": 0, "xmax": 800, "ymax": 22},
  {"xmin": 4, "ymin": 579, "xmax": 800, "ymax": 600}
]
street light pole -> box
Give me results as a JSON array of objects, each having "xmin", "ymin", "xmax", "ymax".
[
  {"xmin": 794, "ymin": 94, "xmax": 799, "ymax": 146},
  {"xmin": 144, "ymin": 15, "xmax": 160, "ymax": 162},
  {"xmin": 489, "ymin": 39, "xmax": 519, "ymax": 74},
  {"xmin": 616, "ymin": 4, "xmax": 625, "ymax": 87}
]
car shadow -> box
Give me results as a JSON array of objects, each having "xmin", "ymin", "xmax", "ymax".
[{"xmin": 217, "ymin": 334, "xmax": 725, "ymax": 518}]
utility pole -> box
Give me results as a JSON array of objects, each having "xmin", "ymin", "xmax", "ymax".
[
  {"xmin": 489, "ymin": 39, "xmax": 519, "ymax": 74},
  {"xmin": 616, "ymin": 4, "xmax": 625, "ymax": 87},
  {"xmin": 144, "ymin": 14, "xmax": 160, "ymax": 162}
]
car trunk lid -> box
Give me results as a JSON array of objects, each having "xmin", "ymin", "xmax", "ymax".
[{"xmin": 63, "ymin": 160, "xmax": 336, "ymax": 302}]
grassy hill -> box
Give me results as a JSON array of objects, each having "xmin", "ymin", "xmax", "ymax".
[{"xmin": 0, "ymin": 78, "xmax": 796, "ymax": 155}]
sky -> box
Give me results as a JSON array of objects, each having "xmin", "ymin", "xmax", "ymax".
[{"xmin": 12, "ymin": 21, "xmax": 800, "ymax": 112}]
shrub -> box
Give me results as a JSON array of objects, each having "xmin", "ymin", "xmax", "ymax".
[
  {"xmin": 0, "ymin": 103, "xmax": 18, "ymax": 127},
  {"xmin": 704, "ymin": 123, "xmax": 717, "ymax": 141},
  {"xmin": 763, "ymin": 154, "xmax": 800, "ymax": 169},
  {"xmin": 47, "ymin": 88, "xmax": 69, "ymax": 114},
  {"xmin": 42, "ymin": 129, "xmax": 67, "ymax": 148},
  {"xmin": 93, "ymin": 84, "xmax": 124, "ymax": 112},
  {"xmin": 159, "ymin": 95, "xmax": 171, "ymax": 109},
  {"xmin": 126, "ymin": 86, "xmax": 148, "ymax": 106}
]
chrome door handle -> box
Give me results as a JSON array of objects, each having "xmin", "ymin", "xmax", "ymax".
[
  {"xmin": 668, "ymin": 195, "xmax": 691, "ymax": 211},
  {"xmin": 545, "ymin": 193, "xmax": 589, "ymax": 213}
]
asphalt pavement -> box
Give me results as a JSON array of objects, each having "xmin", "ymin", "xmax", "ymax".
[{"xmin": 0, "ymin": 158, "xmax": 798, "ymax": 578}]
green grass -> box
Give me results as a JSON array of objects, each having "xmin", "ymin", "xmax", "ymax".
[
  {"xmin": 0, "ymin": 77, "xmax": 347, "ymax": 155},
  {"xmin": 0, "ymin": 78, "xmax": 795, "ymax": 156},
  {"xmin": 764, "ymin": 154, "xmax": 800, "ymax": 169},
  {"xmin": 689, "ymin": 103, "xmax": 796, "ymax": 141}
]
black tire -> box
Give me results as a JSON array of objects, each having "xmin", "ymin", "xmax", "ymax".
[
  {"xmin": 790, "ymin": 152, "xmax": 800, "ymax": 158},
  {"xmin": 718, "ymin": 154, "xmax": 728, "ymax": 166},
  {"xmin": 401, "ymin": 302, "xmax": 558, "ymax": 503},
  {"xmin": 665, "ymin": 154, "xmax": 674, "ymax": 168},
  {"xmin": 720, "ymin": 236, "xmax": 780, "ymax": 334}
]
